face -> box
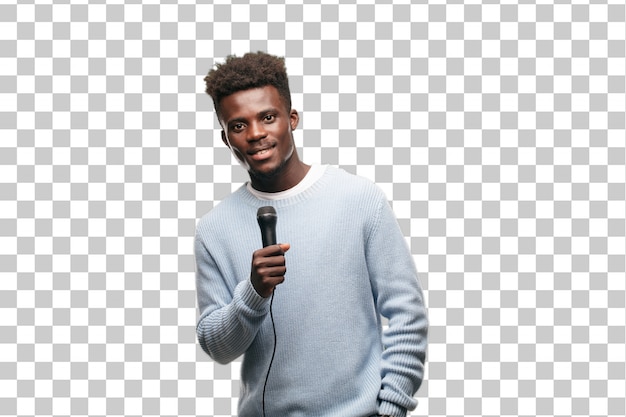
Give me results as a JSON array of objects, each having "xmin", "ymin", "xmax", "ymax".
[{"xmin": 219, "ymin": 86, "xmax": 300, "ymax": 188}]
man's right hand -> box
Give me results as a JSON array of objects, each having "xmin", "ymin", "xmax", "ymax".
[{"xmin": 250, "ymin": 243, "xmax": 290, "ymax": 298}]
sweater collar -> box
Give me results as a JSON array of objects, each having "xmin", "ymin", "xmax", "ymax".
[{"xmin": 237, "ymin": 165, "xmax": 341, "ymax": 209}]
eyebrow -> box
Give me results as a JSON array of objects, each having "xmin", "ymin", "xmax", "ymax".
[{"xmin": 225, "ymin": 108, "xmax": 280, "ymax": 126}]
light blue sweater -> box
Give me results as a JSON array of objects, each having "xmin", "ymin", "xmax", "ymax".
[{"xmin": 195, "ymin": 166, "xmax": 428, "ymax": 417}]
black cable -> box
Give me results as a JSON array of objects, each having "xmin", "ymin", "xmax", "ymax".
[{"xmin": 262, "ymin": 290, "xmax": 277, "ymax": 417}]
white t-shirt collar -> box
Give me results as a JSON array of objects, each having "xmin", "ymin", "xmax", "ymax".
[{"xmin": 247, "ymin": 165, "xmax": 328, "ymax": 201}]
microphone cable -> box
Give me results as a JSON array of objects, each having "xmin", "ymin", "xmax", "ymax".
[{"xmin": 262, "ymin": 290, "xmax": 277, "ymax": 417}]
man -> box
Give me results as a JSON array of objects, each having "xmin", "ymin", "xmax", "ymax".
[{"xmin": 195, "ymin": 51, "xmax": 428, "ymax": 417}]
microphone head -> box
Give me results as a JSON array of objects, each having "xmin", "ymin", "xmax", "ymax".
[
  {"xmin": 257, "ymin": 206, "xmax": 277, "ymax": 247},
  {"xmin": 257, "ymin": 206, "xmax": 277, "ymax": 218}
]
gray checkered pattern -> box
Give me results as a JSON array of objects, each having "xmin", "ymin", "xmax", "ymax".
[{"xmin": 2, "ymin": 2, "xmax": 625, "ymax": 416}]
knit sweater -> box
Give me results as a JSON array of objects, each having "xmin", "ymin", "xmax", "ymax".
[{"xmin": 195, "ymin": 166, "xmax": 428, "ymax": 417}]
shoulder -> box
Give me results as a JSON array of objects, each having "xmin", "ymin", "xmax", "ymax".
[
  {"xmin": 317, "ymin": 167, "xmax": 390, "ymax": 227},
  {"xmin": 325, "ymin": 166, "xmax": 388, "ymax": 203},
  {"xmin": 196, "ymin": 185, "xmax": 250, "ymax": 234}
]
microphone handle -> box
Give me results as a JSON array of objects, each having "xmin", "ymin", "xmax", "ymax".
[{"xmin": 261, "ymin": 228, "xmax": 277, "ymax": 248}]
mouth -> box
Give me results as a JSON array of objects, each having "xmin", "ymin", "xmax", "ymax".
[{"xmin": 248, "ymin": 144, "xmax": 276, "ymax": 161}]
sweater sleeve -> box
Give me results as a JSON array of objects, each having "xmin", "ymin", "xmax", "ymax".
[
  {"xmin": 366, "ymin": 195, "xmax": 429, "ymax": 417},
  {"xmin": 195, "ymin": 231, "xmax": 270, "ymax": 364}
]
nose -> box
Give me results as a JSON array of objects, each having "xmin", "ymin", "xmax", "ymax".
[{"xmin": 247, "ymin": 121, "xmax": 267, "ymax": 141}]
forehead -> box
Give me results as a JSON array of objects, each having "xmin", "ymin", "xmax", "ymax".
[{"xmin": 218, "ymin": 85, "xmax": 285, "ymax": 122}]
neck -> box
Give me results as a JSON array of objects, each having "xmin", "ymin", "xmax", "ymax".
[{"xmin": 250, "ymin": 159, "xmax": 311, "ymax": 193}]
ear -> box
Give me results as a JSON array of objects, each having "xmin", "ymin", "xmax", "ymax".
[
  {"xmin": 289, "ymin": 109, "xmax": 299, "ymax": 131},
  {"xmin": 221, "ymin": 130, "xmax": 230, "ymax": 148}
]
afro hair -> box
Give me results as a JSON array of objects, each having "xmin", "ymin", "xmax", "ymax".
[{"xmin": 204, "ymin": 51, "xmax": 292, "ymax": 118}]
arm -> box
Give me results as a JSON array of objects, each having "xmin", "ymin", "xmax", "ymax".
[
  {"xmin": 195, "ymin": 232, "xmax": 289, "ymax": 364},
  {"xmin": 195, "ymin": 234, "xmax": 270, "ymax": 364},
  {"xmin": 366, "ymin": 197, "xmax": 429, "ymax": 417}
]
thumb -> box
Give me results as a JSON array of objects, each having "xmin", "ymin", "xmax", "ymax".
[{"xmin": 279, "ymin": 243, "xmax": 291, "ymax": 252}]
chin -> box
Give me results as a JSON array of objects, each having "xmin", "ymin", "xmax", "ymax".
[
  {"xmin": 250, "ymin": 158, "xmax": 290, "ymax": 181},
  {"xmin": 251, "ymin": 147, "xmax": 294, "ymax": 179},
  {"xmin": 249, "ymin": 164, "xmax": 282, "ymax": 181}
]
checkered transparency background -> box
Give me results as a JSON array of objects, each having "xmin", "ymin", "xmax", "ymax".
[{"xmin": 1, "ymin": 1, "xmax": 625, "ymax": 416}]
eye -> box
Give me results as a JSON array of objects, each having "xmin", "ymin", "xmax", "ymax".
[
  {"xmin": 231, "ymin": 122, "xmax": 245, "ymax": 132},
  {"xmin": 263, "ymin": 114, "xmax": 275, "ymax": 122}
]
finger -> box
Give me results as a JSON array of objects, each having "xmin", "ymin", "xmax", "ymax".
[
  {"xmin": 267, "ymin": 265, "xmax": 287, "ymax": 277},
  {"xmin": 253, "ymin": 254, "xmax": 286, "ymax": 269},
  {"xmin": 266, "ymin": 274, "xmax": 285, "ymax": 284},
  {"xmin": 263, "ymin": 243, "xmax": 290, "ymax": 255},
  {"xmin": 256, "ymin": 244, "xmax": 286, "ymax": 257},
  {"xmin": 257, "ymin": 265, "xmax": 287, "ymax": 278},
  {"xmin": 265, "ymin": 276, "xmax": 285, "ymax": 288}
]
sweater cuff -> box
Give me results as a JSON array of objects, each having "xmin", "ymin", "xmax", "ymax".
[
  {"xmin": 379, "ymin": 401, "xmax": 407, "ymax": 417},
  {"xmin": 237, "ymin": 278, "xmax": 270, "ymax": 313}
]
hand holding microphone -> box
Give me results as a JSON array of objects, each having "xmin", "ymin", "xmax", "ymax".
[{"xmin": 251, "ymin": 206, "xmax": 290, "ymax": 298}]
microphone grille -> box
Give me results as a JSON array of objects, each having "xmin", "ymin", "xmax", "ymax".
[{"xmin": 257, "ymin": 206, "xmax": 276, "ymax": 216}]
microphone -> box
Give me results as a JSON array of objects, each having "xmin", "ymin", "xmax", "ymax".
[
  {"xmin": 257, "ymin": 205, "xmax": 279, "ymax": 417},
  {"xmin": 256, "ymin": 206, "xmax": 277, "ymax": 247}
]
